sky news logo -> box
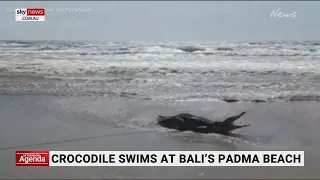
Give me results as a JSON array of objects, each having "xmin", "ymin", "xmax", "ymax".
[{"xmin": 15, "ymin": 8, "xmax": 45, "ymax": 21}]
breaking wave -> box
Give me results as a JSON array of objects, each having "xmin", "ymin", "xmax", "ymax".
[
  {"xmin": 1, "ymin": 40, "xmax": 319, "ymax": 58},
  {"xmin": 0, "ymin": 40, "xmax": 319, "ymax": 102}
]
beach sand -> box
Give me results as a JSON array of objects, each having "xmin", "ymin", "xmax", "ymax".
[{"xmin": 0, "ymin": 95, "xmax": 320, "ymax": 179}]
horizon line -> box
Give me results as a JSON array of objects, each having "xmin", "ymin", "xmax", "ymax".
[{"xmin": 1, "ymin": 39, "xmax": 319, "ymax": 42}]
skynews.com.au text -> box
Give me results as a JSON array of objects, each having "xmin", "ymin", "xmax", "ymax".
[
  {"xmin": 15, "ymin": 8, "xmax": 45, "ymax": 21},
  {"xmin": 13, "ymin": 7, "xmax": 91, "ymax": 21}
]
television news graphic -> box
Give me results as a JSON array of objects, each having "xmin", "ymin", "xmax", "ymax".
[
  {"xmin": 15, "ymin": 8, "xmax": 45, "ymax": 21},
  {"xmin": 16, "ymin": 151, "xmax": 49, "ymax": 166},
  {"xmin": 16, "ymin": 150, "xmax": 304, "ymax": 167}
]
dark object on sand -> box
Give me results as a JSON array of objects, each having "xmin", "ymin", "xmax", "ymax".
[
  {"xmin": 157, "ymin": 112, "xmax": 250, "ymax": 135},
  {"xmin": 222, "ymin": 98, "xmax": 239, "ymax": 103}
]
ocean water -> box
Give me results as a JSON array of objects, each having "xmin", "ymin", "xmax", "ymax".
[
  {"xmin": 0, "ymin": 40, "xmax": 319, "ymax": 102},
  {"xmin": 1, "ymin": 40, "xmax": 320, "ymax": 179}
]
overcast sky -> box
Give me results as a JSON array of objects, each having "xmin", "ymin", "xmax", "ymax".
[{"xmin": 0, "ymin": 1, "xmax": 319, "ymax": 41}]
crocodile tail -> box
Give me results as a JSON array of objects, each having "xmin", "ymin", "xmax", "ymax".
[{"xmin": 157, "ymin": 115, "xmax": 166, "ymax": 121}]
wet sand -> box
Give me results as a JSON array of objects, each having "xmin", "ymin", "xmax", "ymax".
[{"xmin": 0, "ymin": 95, "xmax": 320, "ymax": 179}]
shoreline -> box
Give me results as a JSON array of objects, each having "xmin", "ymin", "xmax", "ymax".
[{"xmin": 0, "ymin": 95, "xmax": 320, "ymax": 179}]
